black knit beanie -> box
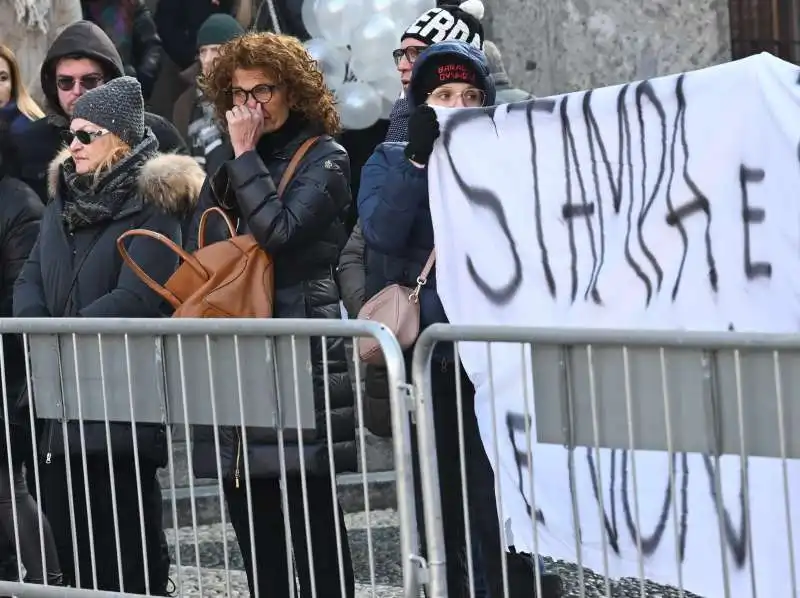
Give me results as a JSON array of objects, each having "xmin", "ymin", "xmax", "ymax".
[
  {"xmin": 72, "ymin": 76, "xmax": 145, "ymax": 147},
  {"xmin": 401, "ymin": 0, "xmax": 485, "ymax": 49},
  {"xmin": 197, "ymin": 14, "xmax": 245, "ymax": 49}
]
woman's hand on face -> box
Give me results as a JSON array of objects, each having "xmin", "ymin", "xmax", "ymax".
[{"xmin": 227, "ymin": 105, "xmax": 264, "ymax": 158}]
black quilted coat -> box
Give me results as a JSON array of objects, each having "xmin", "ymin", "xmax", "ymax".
[{"xmin": 187, "ymin": 112, "xmax": 356, "ymax": 479}]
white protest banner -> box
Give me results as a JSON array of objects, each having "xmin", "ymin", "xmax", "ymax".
[{"xmin": 427, "ymin": 52, "xmax": 800, "ymax": 597}]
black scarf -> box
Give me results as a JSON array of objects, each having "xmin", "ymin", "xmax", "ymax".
[
  {"xmin": 255, "ymin": 111, "xmax": 316, "ymax": 158},
  {"xmin": 385, "ymin": 97, "xmax": 410, "ymax": 142},
  {"xmin": 61, "ymin": 132, "xmax": 159, "ymax": 232}
]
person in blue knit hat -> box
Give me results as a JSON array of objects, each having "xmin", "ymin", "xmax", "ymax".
[{"xmin": 356, "ymin": 39, "xmax": 503, "ymax": 598}]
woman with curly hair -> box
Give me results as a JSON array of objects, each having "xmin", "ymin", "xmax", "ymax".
[{"xmin": 187, "ymin": 32, "xmax": 355, "ymax": 598}]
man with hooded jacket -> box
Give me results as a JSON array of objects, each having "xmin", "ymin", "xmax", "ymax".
[{"xmin": 9, "ymin": 19, "xmax": 187, "ymax": 204}]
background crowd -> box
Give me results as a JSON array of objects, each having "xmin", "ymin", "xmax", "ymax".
[{"xmin": 0, "ymin": 1, "xmax": 548, "ymax": 597}]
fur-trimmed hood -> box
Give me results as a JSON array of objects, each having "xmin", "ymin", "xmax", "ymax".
[{"xmin": 47, "ymin": 149, "xmax": 206, "ymax": 215}]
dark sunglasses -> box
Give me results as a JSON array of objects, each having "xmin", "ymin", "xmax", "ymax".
[
  {"xmin": 230, "ymin": 83, "xmax": 279, "ymax": 106},
  {"xmin": 392, "ymin": 47, "xmax": 424, "ymax": 66},
  {"xmin": 56, "ymin": 74, "xmax": 104, "ymax": 92},
  {"xmin": 61, "ymin": 128, "xmax": 109, "ymax": 145}
]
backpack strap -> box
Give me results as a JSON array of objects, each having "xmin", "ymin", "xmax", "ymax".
[
  {"xmin": 116, "ymin": 229, "xmax": 209, "ymax": 309},
  {"xmin": 277, "ymin": 136, "xmax": 321, "ymax": 198}
]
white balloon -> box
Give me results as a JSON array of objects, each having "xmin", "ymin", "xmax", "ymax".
[
  {"xmin": 348, "ymin": 14, "xmax": 398, "ymax": 82},
  {"xmin": 336, "ymin": 82, "xmax": 383, "ymax": 130},
  {"xmin": 314, "ymin": 0, "xmax": 366, "ymax": 47},
  {"xmin": 371, "ymin": 75, "xmax": 401, "ymax": 102},
  {"xmin": 301, "ymin": 0, "xmax": 323, "ymax": 39},
  {"xmin": 304, "ymin": 38, "xmax": 348, "ymax": 90},
  {"xmin": 366, "ymin": 0, "xmax": 398, "ymax": 15},
  {"xmin": 390, "ymin": 0, "xmax": 435, "ymax": 29},
  {"xmin": 379, "ymin": 97, "xmax": 395, "ymax": 119}
]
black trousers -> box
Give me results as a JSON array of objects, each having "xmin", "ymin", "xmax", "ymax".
[
  {"xmin": 412, "ymin": 365, "xmax": 505, "ymax": 598},
  {"xmin": 225, "ymin": 474, "xmax": 355, "ymax": 598},
  {"xmin": 0, "ymin": 429, "xmax": 61, "ymax": 584},
  {"xmin": 38, "ymin": 455, "xmax": 170, "ymax": 594}
]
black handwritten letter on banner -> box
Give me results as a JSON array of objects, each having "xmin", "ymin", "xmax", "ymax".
[
  {"xmin": 560, "ymin": 95, "xmax": 601, "ymax": 304},
  {"xmin": 739, "ymin": 165, "xmax": 772, "ymax": 279},
  {"xmin": 441, "ymin": 108, "xmax": 524, "ymax": 305},
  {"xmin": 664, "ymin": 74, "xmax": 718, "ymax": 294}
]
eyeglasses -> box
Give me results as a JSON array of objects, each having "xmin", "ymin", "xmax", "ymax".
[
  {"xmin": 428, "ymin": 88, "xmax": 486, "ymax": 108},
  {"xmin": 55, "ymin": 74, "xmax": 104, "ymax": 92},
  {"xmin": 61, "ymin": 128, "xmax": 110, "ymax": 145},
  {"xmin": 392, "ymin": 47, "xmax": 424, "ymax": 66},
  {"xmin": 230, "ymin": 83, "xmax": 279, "ymax": 106}
]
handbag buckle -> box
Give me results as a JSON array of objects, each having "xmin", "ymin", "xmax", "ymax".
[{"xmin": 409, "ymin": 276, "xmax": 427, "ymax": 302}]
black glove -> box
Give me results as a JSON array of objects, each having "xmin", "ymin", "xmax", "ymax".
[{"xmin": 404, "ymin": 105, "xmax": 440, "ymax": 165}]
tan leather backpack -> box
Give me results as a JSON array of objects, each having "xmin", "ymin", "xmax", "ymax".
[{"xmin": 117, "ymin": 137, "xmax": 319, "ymax": 318}]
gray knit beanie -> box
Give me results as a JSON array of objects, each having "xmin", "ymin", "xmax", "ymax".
[{"xmin": 72, "ymin": 76, "xmax": 145, "ymax": 147}]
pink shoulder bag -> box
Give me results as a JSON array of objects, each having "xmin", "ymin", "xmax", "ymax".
[{"xmin": 357, "ymin": 250, "xmax": 436, "ymax": 365}]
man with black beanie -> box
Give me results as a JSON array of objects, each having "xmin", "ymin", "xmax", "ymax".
[{"xmin": 386, "ymin": 0, "xmax": 486, "ymax": 142}]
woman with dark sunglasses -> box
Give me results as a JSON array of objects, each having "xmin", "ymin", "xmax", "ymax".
[{"xmin": 13, "ymin": 76, "xmax": 204, "ymax": 594}]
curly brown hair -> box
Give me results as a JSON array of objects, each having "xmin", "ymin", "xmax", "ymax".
[{"xmin": 201, "ymin": 32, "xmax": 341, "ymax": 136}]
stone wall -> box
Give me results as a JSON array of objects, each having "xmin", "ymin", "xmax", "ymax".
[{"xmin": 484, "ymin": 0, "xmax": 732, "ymax": 96}]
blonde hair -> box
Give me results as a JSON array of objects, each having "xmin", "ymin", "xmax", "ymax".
[
  {"xmin": 91, "ymin": 134, "xmax": 131, "ymax": 185},
  {"xmin": 0, "ymin": 45, "xmax": 44, "ymax": 121}
]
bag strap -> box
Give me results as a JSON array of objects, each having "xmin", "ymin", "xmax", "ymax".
[
  {"xmin": 277, "ymin": 136, "xmax": 321, "ymax": 197},
  {"xmin": 116, "ymin": 229, "xmax": 210, "ymax": 309},
  {"xmin": 201, "ymin": 136, "xmax": 320, "ymax": 245},
  {"xmin": 197, "ymin": 205, "xmax": 237, "ymax": 250},
  {"xmin": 418, "ymin": 250, "xmax": 436, "ymax": 282},
  {"xmin": 410, "ymin": 249, "xmax": 436, "ymax": 300},
  {"xmin": 58, "ymin": 228, "xmax": 105, "ymax": 316}
]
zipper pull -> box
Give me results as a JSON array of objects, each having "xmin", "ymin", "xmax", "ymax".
[
  {"xmin": 234, "ymin": 469, "xmax": 240, "ymax": 489},
  {"xmin": 45, "ymin": 452, "xmax": 51, "ymax": 464}
]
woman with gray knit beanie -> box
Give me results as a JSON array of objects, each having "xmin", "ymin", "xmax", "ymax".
[{"xmin": 13, "ymin": 76, "xmax": 205, "ymax": 593}]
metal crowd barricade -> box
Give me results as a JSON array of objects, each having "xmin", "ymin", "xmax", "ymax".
[
  {"xmin": 411, "ymin": 324, "xmax": 800, "ymax": 598},
  {"xmin": 0, "ymin": 318, "xmax": 421, "ymax": 598}
]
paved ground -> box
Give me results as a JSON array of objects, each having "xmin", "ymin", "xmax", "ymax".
[
  {"xmin": 165, "ymin": 510, "xmax": 404, "ymax": 597},
  {"xmin": 165, "ymin": 509, "xmax": 704, "ymax": 598}
]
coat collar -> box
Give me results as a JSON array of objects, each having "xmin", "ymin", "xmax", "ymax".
[
  {"xmin": 255, "ymin": 112, "xmax": 323, "ymax": 160},
  {"xmin": 47, "ymin": 148, "xmax": 206, "ymax": 217}
]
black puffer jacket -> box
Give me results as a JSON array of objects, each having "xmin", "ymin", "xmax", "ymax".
[
  {"xmin": 187, "ymin": 113, "xmax": 356, "ymax": 479},
  {"xmin": 9, "ymin": 20, "xmax": 187, "ymax": 204},
  {"xmin": 0, "ymin": 174, "xmax": 44, "ymax": 441},
  {"xmin": 13, "ymin": 138, "xmax": 205, "ymax": 465}
]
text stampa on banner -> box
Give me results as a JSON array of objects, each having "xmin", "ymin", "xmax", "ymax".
[{"xmin": 427, "ymin": 52, "xmax": 800, "ymax": 597}]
